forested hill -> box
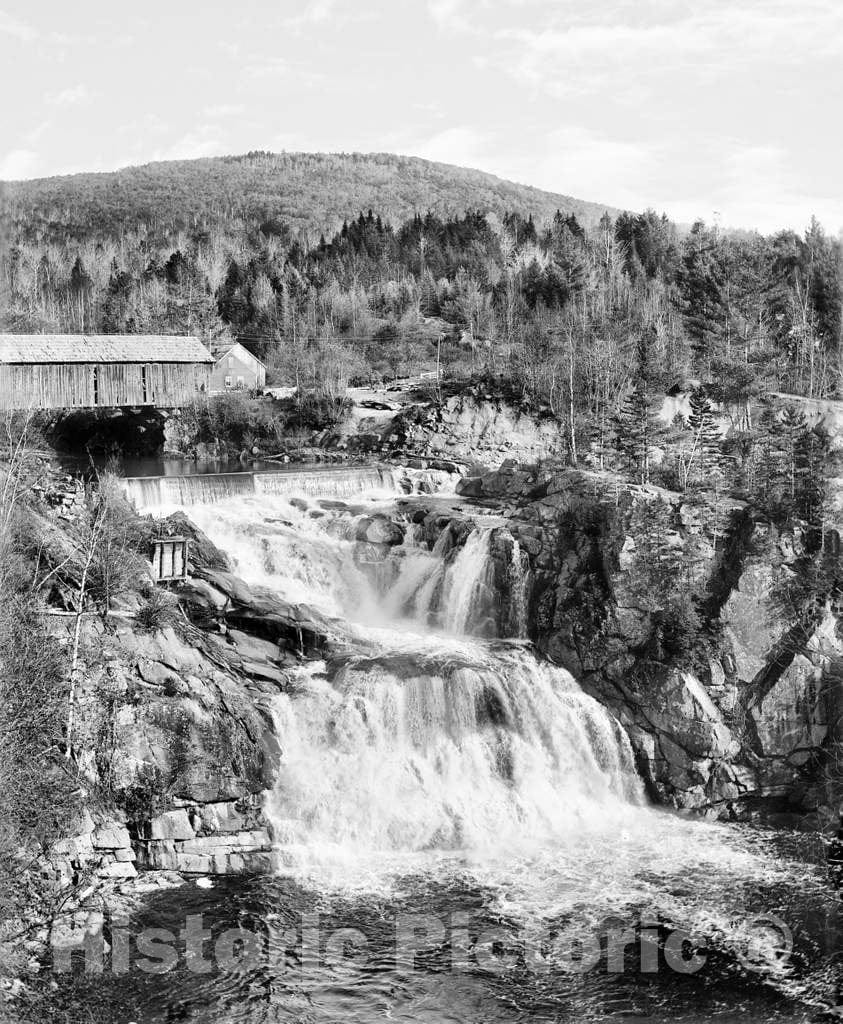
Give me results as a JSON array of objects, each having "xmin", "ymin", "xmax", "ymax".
[{"xmin": 1, "ymin": 151, "xmax": 617, "ymax": 239}]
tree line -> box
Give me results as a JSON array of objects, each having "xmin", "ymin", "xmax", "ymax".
[{"xmin": 3, "ymin": 198, "xmax": 840, "ymax": 400}]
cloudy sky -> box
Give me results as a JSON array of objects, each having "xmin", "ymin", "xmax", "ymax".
[{"xmin": 1, "ymin": 0, "xmax": 840, "ymax": 233}]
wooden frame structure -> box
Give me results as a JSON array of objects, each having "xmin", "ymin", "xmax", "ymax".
[
  {"xmin": 0, "ymin": 335, "xmax": 214, "ymax": 410},
  {"xmin": 151, "ymin": 537, "xmax": 189, "ymax": 582}
]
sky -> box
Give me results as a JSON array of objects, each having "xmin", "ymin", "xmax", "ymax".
[{"xmin": 1, "ymin": 0, "xmax": 841, "ymax": 234}]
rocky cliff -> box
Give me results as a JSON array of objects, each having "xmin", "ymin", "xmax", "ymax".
[
  {"xmin": 6, "ymin": 495, "xmax": 337, "ymax": 970},
  {"xmin": 323, "ymin": 388, "xmax": 567, "ymax": 468},
  {"xmin": 456, "ymin": 461, "xmax": 843, "ymax": 822}
]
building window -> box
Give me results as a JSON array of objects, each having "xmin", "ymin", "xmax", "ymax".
[
  {"xmin": 224, "ymin": 375, "xmax": 232, "ymax": 388},
  {"xmin": 236, "ymin": 375, "xmax": 244, "ymax": 388}
]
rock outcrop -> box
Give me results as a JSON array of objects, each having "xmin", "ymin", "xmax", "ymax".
[
  {"xmin": 47, "ymin": 612, "xmax": 283, "ymax": 885},
  {"xmin": 324, "ymin": 389, "xmax": 566, "ymax": 469},
  {"xmin": 457, "ymin": 461, "xmax": 843, "ymax": 821}
]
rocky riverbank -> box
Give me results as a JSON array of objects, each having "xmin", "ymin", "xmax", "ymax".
[
  {"xmin": 449, "ymin": 460, "xmax": 843, "ymax": 822},
  {"xmin": 6, "ymin": 402, "xmax": 843, "ymax": 1006}
]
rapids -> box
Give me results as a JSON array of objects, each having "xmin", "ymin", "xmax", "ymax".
[{"xmin": 70, "ymin": 464, "xmax": 839, "ymax": 1022}]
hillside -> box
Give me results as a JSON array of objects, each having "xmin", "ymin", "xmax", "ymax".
[{"xmin": 1, "ymin": 151, "xmax": 619, "ymax": 239}]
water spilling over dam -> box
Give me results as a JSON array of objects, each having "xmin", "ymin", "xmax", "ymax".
[
  {"xmin": 121, "ymin": 463, "xmax": 462, "ymax": 510},
  {"xmin": 99, "ymin": 464, "xmax": 835, "ymax": 1021}
]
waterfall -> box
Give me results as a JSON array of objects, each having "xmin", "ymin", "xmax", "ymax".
[
  {"xmin": 402, "ymin": 526, "xmax": 530, "ymax": 640},
  {"xmin": 141, "ymin": 471, "xmax": 649, "ymax": 885},
  {"xmin": 108, "ymin": 466, "xmax": 829, "ymax": 1011},
  {"xmin": 438, "ymin": 527, "xmax": 495, "ymax": 634},
  {"xmin": 121, "ymin": 465, "xmax": 461, "ymax": 511},
  {"xmin": 268, "ymin": 642, "xmax": 643, "ymax": 870},
  {"xmin": 508, "ymin": 537, "xmax": 530, "ymax": 637},
  {"xmin": 122, "ymin": 471, "xmax": 258, "ymax": 508}
]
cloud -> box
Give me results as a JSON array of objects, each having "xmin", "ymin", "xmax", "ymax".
[
  {"xmin": 0, "ymin": 149, "xmax": 39, "ymax": 180},
  {"xmin": 0, "ymin": 10, "xmax": 36, "ymax": 40},
  {"xmin": 499, "ymin": 1, "xmax": 843, "ymax": 96},
  {"xmin": 202, "ymin": 103, "xmax": 245, "ymax": 118},
  {"xmin": 683, "ymin": 141, "xmax": 843, "ymax": 233},
  {"xmin": 427, "ymin": 0, "xmax": 473, "ymax": 33},
  {"xmin": 24, "ymin": 120, "xmax": 51, "ymax": 144},
  {"xmin": 280, "ymin": 0, "xmax": 374, "ymax": 32},
  {"xmin": 531, "ymin": 127, "xmax": 657, "ymax": 206},
  {"xmin": 47, "ymin": 84, "xmax": 92, "ymax": 107},
  {"xmin": 283, "ymin": 0, "xmax": 335, "ymax": 28},
  {"xmin": 411, "ymin": 126, "xmax": 489, "ymax": 166},
  {"xmin": 243, "ymin": 56, "xmax": 323, "ymax": 87},
  {"xmin": 153, "ymin": 126, "xmax": 225, "ymax": 163},
  {"xmin": 243, "ymin": 57, "xmax": 290, "ymax": 79}
]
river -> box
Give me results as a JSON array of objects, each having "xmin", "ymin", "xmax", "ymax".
[{"xmin": 51, "ymin": 467, "xmax": 842, "ymax": 1022}]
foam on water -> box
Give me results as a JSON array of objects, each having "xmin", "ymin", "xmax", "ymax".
[
  {"xmin": 122, "ymin": 464, "xmax": 461, "ymax": 510},
  {"xmin": 267, "ymin": 644, "xmax": 643, "ymax": 871},
  {"xmin": 139, "ymin": 466, "xmax": 829, "ymax": 983}
]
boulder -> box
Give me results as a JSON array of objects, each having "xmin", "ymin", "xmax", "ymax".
[
  {"xmin": 176, "ymin": 852, "xmax": 213, "ymax": 874},
  {"xmin": 97, "ymin": 861, "xmax": 137, "ymax": 879},
  {"xmin": 751, "ymin": 654, "xmax": 828, "ymax": 763},
  {"xmin": 356, "ymin": 515, "xmax": 405, "ymax": 546},
  {"xmin": 721, "ymin": 561, "xmax": 787, "ymax": 684},
  {"xmin": 146, "ymin": 809, "xmax": 195, "ymax": 841},
  {"xmin": 198, "ymin": 802, "xmax": 247, "ymax": 833},
  {"xmin": 91, "ymin": 822, "xmax": 132, "ymax": 850}
]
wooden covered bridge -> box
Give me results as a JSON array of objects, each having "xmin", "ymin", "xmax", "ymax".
[{"xmin": 0, "ymin": 334, "xmax": 214, "ymax": 411}]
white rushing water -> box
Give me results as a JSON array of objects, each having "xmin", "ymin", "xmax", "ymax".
[
  {"xmin": 137, "ymin": 468, "xmax": 826, "ymax": 976},
  {"xmin": 122, "ymin": 464, "xmax": 461, "ymax": 511},
  {"xmin": 268, "ymin": 643, "xmax": 643, "ymax": 868}
]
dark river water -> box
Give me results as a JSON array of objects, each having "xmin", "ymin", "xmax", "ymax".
[
  {"xmin": 28, "ymin": 467, "xmax": 843, "ymax": 1023},
  {"xmin": 35, "ymin": 859, "xmax": 843, "ymax": 1023}
]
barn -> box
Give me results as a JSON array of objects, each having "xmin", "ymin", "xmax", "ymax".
[
  {"xmin": 210, "ymin": 342, "xmax": 266, "ymax": 393},
  {"xmin": 0, "ymin": 335, "xmax": 214, "ymax": 410}
]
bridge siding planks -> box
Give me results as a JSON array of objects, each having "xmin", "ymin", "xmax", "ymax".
[{"xmin": 0, "ymin": 361, "xmax": 210, "ymax": 410}]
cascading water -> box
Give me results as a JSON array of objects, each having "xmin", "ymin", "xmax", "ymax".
[
  {"xmin": 269, "ymin": 644, "xmax": 642, "ymax": 868},
  {"xmin": 436, "ymin": 527, "xmax": 495, "ymax": 634},
  {"xmin": 121, "ymin": 464, "xmax": 461, "ymax": 511},
  {"xmin": 508, "ymin": 536, "xmax": 530, "ymax": 636},
  {"xmin": 118, "ymin": 466, "xmax": 839, "ymax": 1021}
]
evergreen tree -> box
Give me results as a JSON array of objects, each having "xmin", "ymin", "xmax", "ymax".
[
  {"xmin": 779, "ymin": 404, "xmax": 808, "ymax": 513},
  {"xmin": 628, "ymin": 495, "xmax": 681, "ymax": 596},
  {"xmin": 614, "ymin": 331, "xmax": 669, "ymax": 484},
  {"xmin": 69, "ymin": 256, "xmax": 92, "ymax": 295},
  {"xmin": 683, "ymin": 386, "xmax": 722, "ymax": 489},
  {"xmin": 750, "ymin": 406, "xmax": 789, "ymax": 514},
  {"xmin": 793, "ymin": 421, "xmax": 828, "ymax": 528},
  {"xmin": 676, "ymin": 222, "xmax": 728, "ymax": 369},
  {"xmin": 628, "ymin": 494, "xmax": 705, "ymax": 661}
]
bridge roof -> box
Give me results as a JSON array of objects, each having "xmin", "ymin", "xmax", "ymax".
[{"xmin": 0, "ymin": 334, "xmax": 214, "ymax": 364}]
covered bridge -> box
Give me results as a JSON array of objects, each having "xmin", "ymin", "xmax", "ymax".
[{"xmin": 0, "ymin": 334, "xmax": 214, "ymax": 410}]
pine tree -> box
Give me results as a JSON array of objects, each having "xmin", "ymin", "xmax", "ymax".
[
  {"xmin": 752, "ymin": 407, "xmax": 788, "ymax": 514},
  {"xmin": 683, "ymin": 386, "xmax": 722, "ymax": 489},
  {"xmin": 628, "ymin": 495, "xmax": 706, "ymax": 661},
  {"xmin": 69, "ymin": 256, "xmax": 92, "ymax": 295},
  {"xmin": 628, "ymin": 494, "xmax": 681, "ymax": 598},
  {"xmin": 676, "ymin": 222, "xmax": 728, "ymax": 370},
  {"xmin": 793, "ymin": 422, "xmax": 828, "ymax": 529},
  {"xmin": 614, "ymin": 331, "xmax": 669, "ymax": 484}
]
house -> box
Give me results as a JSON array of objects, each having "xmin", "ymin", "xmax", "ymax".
[
  {"xmin": 0, "ymin": 334, "xmax": 214, "ymax": 411},
  {"xmin": 210, "ymin": 343, "xmax": 266, "ymax": 393}
]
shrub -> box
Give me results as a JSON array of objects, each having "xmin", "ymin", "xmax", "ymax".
[
  {"xmin": 183, "ymin": 393, "xmax": 287, "ymax": 450},
  {"xmin": 0, "ymin": 596, "xmax": 79, "ymax": 921},
  {"xmin": 80, "ymin": 473, "xmax": 151, "ymax": 614},
  {"xmin": 134, "ymin": 586, "xmax": 180, "ymax": 633}
]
